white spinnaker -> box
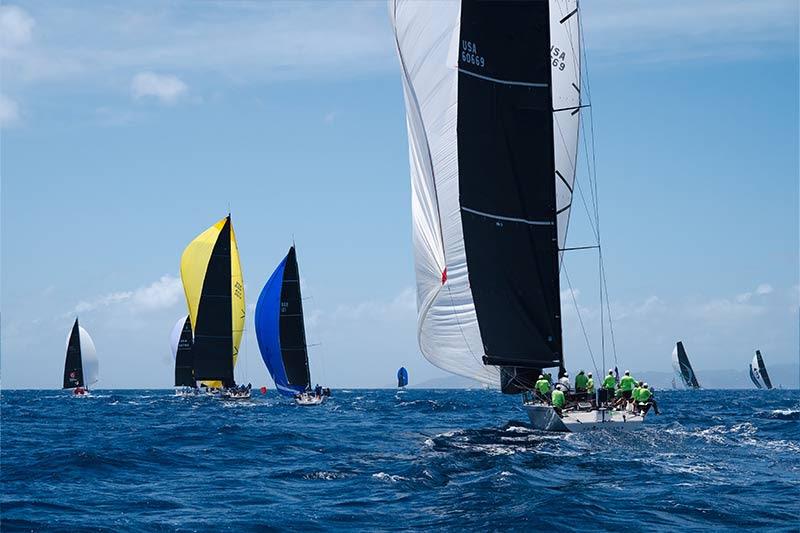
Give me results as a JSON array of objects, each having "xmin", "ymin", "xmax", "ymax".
[
  {"xmin": 76, "ymin": 326, "xmax": 98, "ymax": 386},
  {"xmin": 671, "ymin": 345, "xmax": 683, "ymax": 386},
  {"xmin": 391, "ymin": 0, "xmax": 498, "ymax": 386},
  {"xmin": 170, "ymin": 315, "xmax": 188, "ymax": 360},
  {"xmin": 550, "ymin": 0, "xmax": 582, "ymax": 253}
]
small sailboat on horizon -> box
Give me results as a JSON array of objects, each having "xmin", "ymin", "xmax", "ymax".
[
  {"xmin": 63, "ymin": 318, "xmax": 98, "ymax": 396},
  {"xmin": 180, "ymin": 214, "xmax": 249, "ymax": 399},
  {"xmin": 397, "ymin": 367, "xmax": 408, "ymax": 389},
  {"xmin": 672, "ymin": 341, "xmax": 701, "ymax": 389},
  {"xmin": 255, "ymin": 246, "xmax": 329, "ymax": 406},
  {"xmin": 749, "ymin": 349, "xmax": 773, "ymax": 390}
]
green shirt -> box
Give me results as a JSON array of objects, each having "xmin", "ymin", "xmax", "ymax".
[
  {"xmin": 551, "ymin": 389, "xmax": 566, "ymax": 408},
  {"xmin": 602, "ymin": 375, "xmax": 616, "ymax": 389},
  {"xmin": 575, "ymin": 373, "xmax": 589, "ymax": 390},
  {"xmin": 535, "ymin": 379, "xmax": 550, "ymax": 395},
  {"xmin": 586, "ymin": 378, "xmax": 595, "ymax": 393},
  {"xmin": 619, "ymin": 375, "xmax": 637, "ymax": 391},
  {"xmin": 639, "ymin": 388, "xmax": 652, "ymax": 402},
  {"xmin": 615, "ymin": 388, "xmax": 623, "ymax": 398}
]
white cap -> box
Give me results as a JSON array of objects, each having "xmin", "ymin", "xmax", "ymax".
[
  {"xmin": 644, "ymin": 383, "xmax": 649, "ymax": 388},
  {"xmin": 625, "ymin": 370, "xmax": 630, "ymax": 375}
]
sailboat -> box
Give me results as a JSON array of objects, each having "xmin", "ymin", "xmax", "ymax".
[
  {"xmin": 255, "ymin": 246, "xmax": 327, "ymax": 405},
  {"xmin": 749, "ymin": 350, "xmax": 773, "ymax": 390},
  {"xmin": 391, "ymin": 1, "xmax": 639, "ymax": 431},
  {"xmin": 397, "ymin": 367, "xmax": 409, "ymax": 388},
  {"xmin": 63, "ymin": 318, "xmax": 98, "ymax": 396},
  {"xmin": 672, "ymin": 341, "xmax": 701, "ymax": 389},
  {"xmin": 180, "ymin": 215, "xmax": 248, "ymax": 399},
  {"xmin": 170, "ymin": 315, "xmax": 197, "ymax": 396}
]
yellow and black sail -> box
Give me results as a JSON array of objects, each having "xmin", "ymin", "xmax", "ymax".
[{"xmin": 180, "ymin": 215, "xmax": 245, "ymax": 387}]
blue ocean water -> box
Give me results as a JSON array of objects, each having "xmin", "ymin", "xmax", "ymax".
[{"xmin": 2, "ymin": 389, "xmax": 798, "ymax": 531}]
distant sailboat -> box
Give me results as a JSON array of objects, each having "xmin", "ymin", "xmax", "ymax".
[
  {"xmin": 391, "ymin": 0, "xmax": 639, "ymax": 431},
  {"xmin": 180, "ymin": 215, "xmax": 247, "ymax": 397},
  {"xmin": 255, "ymin": 246, "xmax": 327, "ymax": 405},
  {"xmin": 749, "ymin": 350, "xmax": 773, "ymax": 390},
  {"xmin": 170, "ymin": 315, "xmax": 196, "ymax": 395},
  {"xmin": 63, "ymin": 318, "xmax": 98, "ymax": 395},
  {"xmin": 672, "ymin": 341, "xmax": 701, "ymax": 389},
  {"xmin": 397, "ymin": 367, "xmax": 409, "ymax": 388}
]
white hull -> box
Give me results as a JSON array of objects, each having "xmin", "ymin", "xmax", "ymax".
[
  {"xmin": 524, "ymin": 404, "xmax": 644, "ymax": 433},
  {"xmin": 295, "ymin": 394, "xmax": 325, "ymax": 406},
  {"xmin": 219, "ymin": 390, "xmax": 252, "ymax": 400}
]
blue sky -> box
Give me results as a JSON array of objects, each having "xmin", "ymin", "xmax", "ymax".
[{"xmin": 1, "ymin": 0, "xmax": 798, "ymax": 389}]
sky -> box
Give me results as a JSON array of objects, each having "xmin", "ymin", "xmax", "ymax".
[{"xmin": 1, "ymin": 0, "xmax": 798, "ymax": 389}]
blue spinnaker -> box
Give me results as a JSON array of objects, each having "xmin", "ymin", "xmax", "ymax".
[
  {"xmin": 397, "ymin": 367, "xmax": 408, "ymax": 388},
  {"xmin": 255, "ymin": 254, "xmax": 307, "ymax": 397}
]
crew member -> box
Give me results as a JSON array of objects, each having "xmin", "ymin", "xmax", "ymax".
[
  {"xmin": 534, "ymin": 375, "xmax": 551, "ymax": 403},
  {"xmin": 601, "ymin": 370, "xmax": 616, "ymax": 404},
  {"xmin": 586, "ymin": 373, "xmax": 595, "ymax": 395},
  {"xmin": 638, "ymin": 384, "xmax": 660, "ymax": 415},
  {"xmin": 551, "ymin": 387, "xmax": 566, "ymax": 416},
  {"xmin": 575, "ymin": 370, "xmax": 588, "ymax": 395},
  {"xmin": 619, "ymin": 370, "xmax": 637, "ymax": 403}
]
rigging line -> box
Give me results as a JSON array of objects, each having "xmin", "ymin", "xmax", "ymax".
[
  {"xmin": 444, "ymin": 283, "xmax": 495, "ymax": 379},
  {"xmin": 560, "ymin": 245, "xmax": 600, "ymax": 251},
  {"xmin": 562, "ymin": 264, "xmax": 599, "ymax": 377},
  {"xmin": 600, "ymin": 258, "xmax": 620, "ymax": 366}
]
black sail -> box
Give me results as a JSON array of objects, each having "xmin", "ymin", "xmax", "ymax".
[
  {"xmin": 676, "ymin": 341, "xmax": 700, "ymax": 389},
  {"xmin": 279, "ymin": 247, "xmax": 311, "ymax": 389},
  {"xmin": 192, "ymin": 216, "xmax": 235, "ymax": 387},
  {"xmin": 174, "ymin": 316, "xmax": 195, "ymax": 387},
  {"xmin": 457, "ymin": 1, "xmax": 562, "ymax": 390},
  {"xmin": 756, "ymin": 350, "xmax": 773, "ymax": 390},
  {"xmin": 63, "ymin": 318, "xmax": 84, "ymax": 388}
]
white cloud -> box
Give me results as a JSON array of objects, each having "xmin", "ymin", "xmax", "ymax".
[
  {"xmin": 0, "ymin": 93, "xmax": 20, "ymax": 127},
  {"xmin": 736, "ymin": 282, "xmax": 774, "ymax": 303},
  {"xmin": 0, "ymin": 5, "xmax": 34, "ymax": 49},
  {"xmin": 68, "ymin": 274, "xmax": 182, "ymax": 316},
  {"xmin": 330, "ymin": 287, "xmax": 415, "ymax": 322},
  {"xmin": 131, "ymin": 72, "xmax": 187, "ymax": 104},
  {"xmin": 755, "ymin": 283, "xmax": 774, "ymax": 296}
]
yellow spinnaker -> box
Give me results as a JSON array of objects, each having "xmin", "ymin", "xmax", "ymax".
[{"xmin": 180, "ymin": 216, "xmax": 245, "ymax": 387}]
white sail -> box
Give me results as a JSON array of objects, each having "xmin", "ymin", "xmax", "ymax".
[
  {"xmin": 671, "ymin": 346, "xmax": 683, "ymax": 389},
  {"xmin": 749, "ymin": 353, "xmax": 764, "ymax": 389},
  {"xmin": 550, "ymin": 0, "xmax": 581, "ymax": 253},
  {"xmin": 170, "ymin": 315, "xmax": 189, "ymax": 360},
  {"xmin": 391, "ymin": 0, "xmax": 497, "ymax": 386},
  {"xmin": 76, "ymin": 326, "xmax": 98, "ymax": 386}
]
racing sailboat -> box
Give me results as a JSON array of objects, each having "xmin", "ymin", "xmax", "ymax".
[
  {"xmin": 180, "ymin": 215, "xmax": 247, "ymax": 398},
  {"xmin": 397, "ymin": 367, "xmax": 409, "ymax": 388},
  {"xmin": 63, "ymin": 318, "xmax": 98, "ymax": 395},
  {"xmin": 170, "ymin": 315, "xmax": 197, "ymax": 395},
  {"xmin": 672, "ymin": 341, "xmax": 701, "ymax": 389},
  {"xmin": 255, "ymin": 246, "xmax": 327, "ymax": 405},
  {"xmin": 749, "ymin": 349, "xmax": 773, "ymax": 390},
  {"xmin": 391, "ymin": 0, "xmax": 638, "ymax": 431}
]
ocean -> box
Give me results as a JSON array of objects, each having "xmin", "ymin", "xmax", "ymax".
[{"xmin": 2, "ymin": 389, "xmax": 798, "ymax": 531}]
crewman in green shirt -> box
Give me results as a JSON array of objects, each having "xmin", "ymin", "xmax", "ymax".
[
  {"xmin": 638, "ymin": 383, "xmax": 660, "ymax": 415},
  {"xmin": 619, "ymin": 370, "xmax": 637, "ymax": 402},
  {"xmin": 601, "ymin": 370, "xmax": 616, "ymax": 405},
  {"xmin": 586, "ymin": 373, "xmax": 595, "ymax": 394},
  {"xmin": 534, "ymin": 375, "xmax": 551, "ymax": 402},
  {"xmin": 551, "ymin": 387, "xmax": 566, "ymax": 415},
  {"xmin": 575, "ymin": 370, "xmax": 588, "ymax": 391}
]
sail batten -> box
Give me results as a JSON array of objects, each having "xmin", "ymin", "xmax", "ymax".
[{"xmin": 392, "ymin": 0, "xmax": 575, "ymax": 391}]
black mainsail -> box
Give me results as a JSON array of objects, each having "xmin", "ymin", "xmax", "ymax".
[
  {"xmin": 63, "ymin": 318, "xmax": 84, "ymax": 388},
  {"xmin": 174, "ymin": 316, "xmax": 195, "ymax": 387}
]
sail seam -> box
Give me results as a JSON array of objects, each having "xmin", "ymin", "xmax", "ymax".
[
  {"xmin": 458, "ymin": 68, "xmax": 548, "ymax": 88},
  {"xmin": 462, "ymin": 206, "xmax": 553, "ymax": 226}
]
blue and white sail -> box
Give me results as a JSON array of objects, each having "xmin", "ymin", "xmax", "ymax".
[
  {"xmin": 397, "ymin": 367, "xmax": 409, "ymax": 388},
  {"xmin": 255, "ymin": 247, "xmax": 312, "ymax": 397}
]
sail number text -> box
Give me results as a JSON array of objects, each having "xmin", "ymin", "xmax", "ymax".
[
  {"xmin": 461, "ymin": 40, "xmax": 485, "ymax": 69},
  {"xmin": 551, "ymin": 46, "xmax": 567, "ymax": 71}
]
